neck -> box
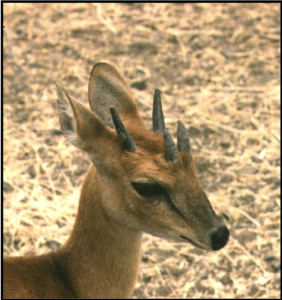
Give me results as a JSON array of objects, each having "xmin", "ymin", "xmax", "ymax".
[{"xmin": 57, "ymin": 166, "xmax": 142, "ymax": 298}]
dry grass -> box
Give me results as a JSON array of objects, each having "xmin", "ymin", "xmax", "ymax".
[{"xmin": 3, "ymin": 3, "xmax": 280, "ymax": 298}]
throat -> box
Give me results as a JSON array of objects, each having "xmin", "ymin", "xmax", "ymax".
[{"xmin": 57, "ymin": 167, "xmax": 143, "ymax": 298}]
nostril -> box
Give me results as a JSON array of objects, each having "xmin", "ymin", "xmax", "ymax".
[{"xmin": 211, "ymin": 225, "xmax": 229, "ymax": 251}]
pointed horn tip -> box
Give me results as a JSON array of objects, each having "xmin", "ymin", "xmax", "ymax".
[
  {"xmin": 154, "ymin": 88, "xmax": 161, "ymax": 96},
  {"xmin": 163, "ymin": 129, "xmax": 170, "ymax": 137},
  {"xmin": 110, "ymin": 106, "xmax": 137, "ymax": 152},
  {"xmin": 153, "ymin": 89, "xmax": 161, "ymax": 102},
  {"xmin": 152, "ymin": 88, "xmax": 165, "ymax": 132},
  {"xmin": 163, "ymin": 130, "xmax": 178, "ymax": 162},
  {"xmin": 110, "ymin": 107, "xmax": 122, "ymax": 130},
  {"xmin": 163, "ymin": 130, "xmax": 176, "ymax": 144},
  {"xmin": 110, "ymin": 106, "xmax": 118, "ymax": 119},
  {"xmin": 177, "ymin": 120, "xmax": 191, "ymax": 153},
  {"xmin": 177, "ymin": 120, "xmax": 186, "ymax": 131}
]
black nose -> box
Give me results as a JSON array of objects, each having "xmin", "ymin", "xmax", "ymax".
[{"xmin": 211, "ymin": 225, "xmax": 229, "ymax": 250}]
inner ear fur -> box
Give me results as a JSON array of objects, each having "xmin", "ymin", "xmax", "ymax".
[
  {"xmin": 56, "ymin": 82, "xmax": 117, "ymax": 154},
  {"xmin": 88, "ymin": 63, "xmax": 145, "ymax": 129}
]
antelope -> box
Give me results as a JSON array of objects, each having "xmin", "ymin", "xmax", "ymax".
[{"xmin": 3, "ymin": 63, "xmax": 229, "ymax": 299}]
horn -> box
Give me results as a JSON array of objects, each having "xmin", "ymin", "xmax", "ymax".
[
  {"xmin": 110, "ymin": 107, "xmax": 137, "ymax": 152},
  {"xmin": 177, "ymin": 120, "xmax": 191, "ymax": 153},
  {"xmin": 163, "ymin": 130, "xmax": 178, "ymax": 162},
  {"xmin": 152, "ymin": 89, "xmax": 165, "ymax": 132}
]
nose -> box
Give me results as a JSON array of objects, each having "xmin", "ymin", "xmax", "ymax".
[{"xmin": 210, "ymin": 225, "xmax": 229, "ymax": 250}]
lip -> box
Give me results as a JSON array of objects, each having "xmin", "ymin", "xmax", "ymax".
[{"xmin": 179, "ymin": 235, "xmax": 206, "ymax": 249}]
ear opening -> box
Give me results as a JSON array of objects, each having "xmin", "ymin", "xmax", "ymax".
[
  {"xmin": 56, "ymin": 82, "xmax": 79, "ymax": 147},
  {"xmin": 56, "ymin": 82, "xmax": 114, "ymax": 153},
  {"xmin": 88, "ymin": 63, "xmax": 145, "ymax": 129}
]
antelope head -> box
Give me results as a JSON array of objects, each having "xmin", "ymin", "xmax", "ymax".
[{"xmin": 56, "ymin": 63, "xmax": 229, "ymax": 251}]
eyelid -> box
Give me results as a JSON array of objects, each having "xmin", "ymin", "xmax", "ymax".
[
  {"xmin": 131, "ymin": 181, "xmax": 169, "ymax": 198},
  {"xmin": 132, "ymin": 181, "xmax": 167, "ymax": 190},
  {"xmin": 132, "ymin": 177, "xmax": 168, "ymax": 187}
]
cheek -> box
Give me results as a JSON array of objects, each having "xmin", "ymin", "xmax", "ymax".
[
  {"xmin": 123, "ymin": 193, "xmax": 156, "ymax": 224},
  {"xmin": 130, "ymin": 199, "xmax": 172, "ymax": 228},
  {"xmin": 125, "ymin": 194, "xmax": 153, "ymax": 216}
]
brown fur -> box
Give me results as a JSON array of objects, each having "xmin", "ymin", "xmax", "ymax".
[{"xmin": 3, "ymin": 63, "xmax": 229, "ymax": 299}]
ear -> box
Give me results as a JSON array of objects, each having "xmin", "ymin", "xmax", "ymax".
[
  {"xmin": 56, "ymin": 82, "xmax": 116, "ymax": 154},
  {"xmin": 88, "ymin": 63, "xmax": 145, "ymax": 129}
]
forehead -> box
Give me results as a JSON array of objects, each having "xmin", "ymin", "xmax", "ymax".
[{"xmin": 122, "ymin": 132, "xmax": 198, "ymax": 184}]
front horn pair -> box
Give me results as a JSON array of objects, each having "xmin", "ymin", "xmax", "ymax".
[
  {"xmin": 152, "ymin": 89, "xmax": 191, "ymax": 162},
  {"xmin": 110, "ymin": 89, "xmax": 191, "ymax": 162}
]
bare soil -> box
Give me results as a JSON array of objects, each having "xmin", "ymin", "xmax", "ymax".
[{"xmin": 3, "ymin": 3, "xmax": 280, "ymax": 298}]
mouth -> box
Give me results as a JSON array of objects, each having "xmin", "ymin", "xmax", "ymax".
[{"xmin": 179, "ymin": 235, "xmax": 206, "ymax": 249}]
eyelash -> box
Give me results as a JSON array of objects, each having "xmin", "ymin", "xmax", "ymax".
[{"xmin": 131, "ymin": 182, "xmax": 168, "ymax": 200}]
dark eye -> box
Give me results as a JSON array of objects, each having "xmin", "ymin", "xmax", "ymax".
[{"xmin": 131, "ymin": 182, "xmax": 168, "ymax": 199}]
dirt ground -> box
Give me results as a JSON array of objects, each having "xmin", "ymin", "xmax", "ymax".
[{"xmin": 3, "ymin": 3, "xmax": 280, "ymax": 298}]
